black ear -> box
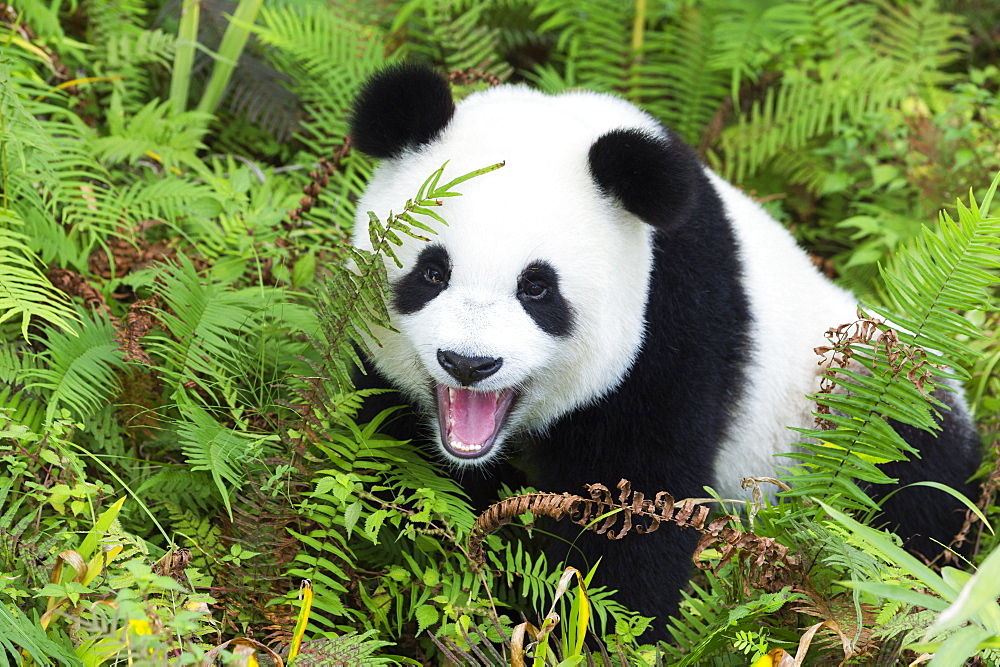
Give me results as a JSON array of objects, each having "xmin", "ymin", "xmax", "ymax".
[
  {"xmin": 587, "ymin": 128, "xmax": 700, "ymax": 232},
  {"xmin": 350, "ymin": 64, "xmax": 455, "ymax": 159}
]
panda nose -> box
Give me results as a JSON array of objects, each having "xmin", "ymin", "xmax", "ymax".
[{"xmin": 437, "ymin": 350, "xmax": 503, "ymax": 386}]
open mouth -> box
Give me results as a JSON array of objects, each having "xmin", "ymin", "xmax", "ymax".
[{"xmin": 436, "ymin": 384, "xmax": 516, "ymax": 459}]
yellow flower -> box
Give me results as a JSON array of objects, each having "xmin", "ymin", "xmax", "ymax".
[{"xmin": 128, "ymin": 619, "xmax": 153, "ymax": 636}]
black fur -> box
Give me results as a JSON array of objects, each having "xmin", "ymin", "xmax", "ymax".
[
  {"xmin": 878, "ymin": 389, "xmax": 980, "ymax": 555},
  {"xmin": 588, "ymin": 128, "xmax": 701, "ymax": 232},
  {"xmin": 517, "ymin": 262, "xmax": 574, "ymax": 337},
  {"xmin": 393, "ymin": 244, "xmax": 450, "ymax": 314},
  {"xmin": 519, "ymin": 167, "xmax": 751, "ymax": 639},
  {"xmin": 350, "ymin": 63, "xmax": 455, "ymax": 159}
]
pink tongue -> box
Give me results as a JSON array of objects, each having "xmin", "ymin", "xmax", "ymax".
[{"xmin": 450, "ymin": 388, "xmax": 499, "ymax": 445}]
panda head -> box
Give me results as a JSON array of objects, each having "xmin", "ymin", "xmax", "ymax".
[{"xmin": 350, "ymin": 64, "xmax": 702, "ymax": 467}]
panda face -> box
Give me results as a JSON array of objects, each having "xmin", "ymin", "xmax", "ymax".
[
  {"xmin": 359, "ymin": 157, "xmax": 655, "ymax": 466},
  {"xmin": 390, "ymin": 242, "xmax": 573, "ymax": 461},
  {"xmin": 351, "ymin": 77, "xmax": 687, "ymax": 467}
]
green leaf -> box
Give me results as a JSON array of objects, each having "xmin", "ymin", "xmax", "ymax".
[
  {"xmin": 415, "ymin": 603, "xmax": 439, "ymax": 635},
  {"xmin": 930, "ymin": 543, "xmax": 1000, "ymax": 635},
  {"xmin": 292, "ymin": 252, "xmax": 317, "ymax": 287},
  {"xmin": 927, "ymin": 625, "xmax": 992, "ymax": 666},
  {"xmin": 820, "ymin": 501, "xmax": 956, "ymax": 599},
  {"xmin": 343, "ymin": 501, "xmax": 362, "ymax": 538},
  {"xmin": 365, "ymin": 508, "xmax": 388, "ymax": 543}
]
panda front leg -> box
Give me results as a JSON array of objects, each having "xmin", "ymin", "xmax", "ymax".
[
  {"xmin": 541, "ymin": 511, "xmax": 701, "ymax": 643},
  {"xmin": 874, "ymin": 388, "xmax": 981, "ymax": 558},
  {"xmin": 525, "ymin": 406, "xmax": 724, "ymax": 643}
]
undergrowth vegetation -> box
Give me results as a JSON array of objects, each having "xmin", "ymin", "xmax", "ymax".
[{"xmin": 1, "ymin": 0, "xmax": 999, "ymax": 664}]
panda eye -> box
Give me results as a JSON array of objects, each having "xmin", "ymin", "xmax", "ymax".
[
  {"xmin": 519, "ymin": 278, "xmax": 549, "ymax": 300},
  {"xmin": 423, "ymin": 266, "xmax": 446, "ymax": 285}
]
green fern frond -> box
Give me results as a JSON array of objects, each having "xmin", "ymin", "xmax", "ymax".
[
  {"xmin": 0, "ymin": 344, "xmax": 46, "ymax": 431},
  {"xmin": 663, "ymin": 579, "xmax": 796, "ymax": 666},
  {"xmin": 24, "ymin": 309, "xmax": 126, "ymax": 423},
  {"xmin": 0, "ymin": 221, "xmax": 79, "ymax": 338},
  {"xmin": 805, "ymin": 0, "xmax": 876, "ymax": 49},
  {"xmin": 721, "ymin": 56, "xmax": 901, "ymax": 183},
  {"xmin": 176, "ymin": 404, "xmax": 269, "ymax": 519},
  {"xmin": 92, "ymin": 98, "xmax": 211, "ymax": 173},
  {"xmin": 402, "ymin": 1, "xmax": 513, "ymax": 80},
  {"xmin": 872, "ymin": 180, "xmax": 999, "ymax": 370},
  {"xmin": 0, "ymin": 62, "xmax": 132, "ymax": 263},
  {"xmin": 873, "ymin": 0, "xmax": 967, "ymax": 88},
  {"xmin": 294, "ymin": 630, "xmax": 396, "ymax": 666},
  {"xmin": 147, "ymin": 258, "xmax": 276, "ymax": 401},
  {"xmin": 163, "ymin": 501, "xmax": 223, "ymax": 567},
  {"xmin": 117, "ymin": 174, "xmax": 219, "ymax": 227},
  {"xmin": 85, "ymin": 0, "xmax": 149, "ymax": 38},
  {"xmin": 720, "ymin": 1, "xmax": 967, "ymax": 182},
  {"xmin": 255, "ymin": 5, "xmax": 392, "ymax": 145},
  {"xmin": 706, "ymin": 1, "xmax": 811, "ymax": 101},
  {"xmin": 104, "ymin": 28, "xmax": 176, "ymax": 71},
  {"xmin": 0, "ymin": 385, "xmax": 44, "ymax": 433},
  {"xmin": 637, "ymin": 5, "xmax": 730, "ymax": 144},
  {"xmin": 534, "ymin": 0, "xmax": 632, "ymax": 93},
  {"xmin": 786, "ymin": 177, "xmax": 1000, "ymax": 506},
  {"xmin": 138, "ymin": 471, "xmax": 218, "ymax": 513},
  {"xmin": 45, "ymin": 125, "xmax": 130, "ymax": 244},
  {"xmin": 253, "ymin": 5, "xmax": 385, "ymax": 229},
  {"xmin": 489, "ymin": 540, "xmax": 560, "ymax": 615}
]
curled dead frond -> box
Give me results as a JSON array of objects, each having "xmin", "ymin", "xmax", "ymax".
[
  {"xmin": 116, "ymin": 296, "xmax": 159, "ymax": 365},
  {"xmin": 813, "ymin": 312, "xmax": 941, "ymax": 428},
  {"xmin": 469, "ymin": 478, "xmax": 799, "ymax": 592},
  {"xmin": 48, "ymin": 267, "xmax": 112, "ymax": 317}
]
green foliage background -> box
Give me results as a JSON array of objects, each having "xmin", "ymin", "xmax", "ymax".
[{"xmin": 0, "ymin": 0, "xmax": 999, "ymax": 664}]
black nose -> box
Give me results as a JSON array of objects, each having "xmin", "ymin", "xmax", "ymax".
[{"xmin": 437, "ymin": 350, "xmax": 503, "ymax": 386}]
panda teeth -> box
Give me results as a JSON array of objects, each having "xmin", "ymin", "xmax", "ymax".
[
  {"xmin": 446, "ymin": 387, "xmax": 462, "ymax": 443},
  {"xmin": 436, "ymin": 383, "xmax": 516, "ymax": 458}
]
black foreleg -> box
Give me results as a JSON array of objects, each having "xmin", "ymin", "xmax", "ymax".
[{"xmin": 875, "ymin": 393, "xmax": 981, "ymax": 557}]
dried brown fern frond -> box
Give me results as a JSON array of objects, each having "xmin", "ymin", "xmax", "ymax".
[
  {"xmin": 813, "ymin": 313, "xmax": 942, "ymax": 428},
  {"xmin": 469, "ymin": 478, "xmax": 800, "ymax": 593},
  {"xmin": 447, "ymin": 67, "xmax": 502, "ymax": 87},
  {"xmin": 285, "ymin": 140, "xmax": 351, "ymax": 226}
]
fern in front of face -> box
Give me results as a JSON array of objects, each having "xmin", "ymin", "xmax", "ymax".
[{"xmin": 287, "ymin": 160, "xmax": 599, "ymax": 642}]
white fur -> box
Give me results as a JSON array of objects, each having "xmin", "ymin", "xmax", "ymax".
[
  {"xmin": 353, "ymin": 84, "xmax": 865, "ymax": 482},
  {"xmin": 706, "ymin": 173, "xmax": 860, "ymax": 498}
]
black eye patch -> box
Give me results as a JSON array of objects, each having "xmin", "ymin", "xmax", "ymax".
[
  {"xmin": 393, "ymin": 244, "xmax": 451, "ymax": 314},
  {"xmin": 518, "ymin": 261, "xmax": 574, "ymax": 337}
]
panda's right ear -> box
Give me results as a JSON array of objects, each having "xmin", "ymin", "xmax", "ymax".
[
  {"xmin": 350, "ymin": 64, "xmax": 455, "ymax": 159},
  {"xmin": 588, "ymin": 128, "xmax": 700, "ymax": 232}
]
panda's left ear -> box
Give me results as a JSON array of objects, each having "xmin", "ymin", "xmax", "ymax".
[{"xmin": 587, "ymin": 128, "xmax": 700, "ymax": 232}]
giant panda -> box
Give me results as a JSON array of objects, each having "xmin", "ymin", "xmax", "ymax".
[{"xmin": 347, "ymin": 64, "xmax": 980, "ymax": 638}]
